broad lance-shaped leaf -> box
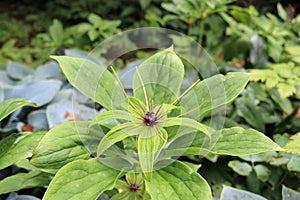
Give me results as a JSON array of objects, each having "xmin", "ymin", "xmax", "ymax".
[
  {"xmin": 165, "ymin": 127, "xmax": 282, "ymax": 157},
  {"xmin": 0, "ymin": 133, "xmax": 18, "ymax": 159},
  {"xmin": 0, "ymin": 132, "xmax": 45, "ymax": 170},
  {"xmin": 236, "ymin": 97, "xmax": 265, "ymax": 132},
  {"xmin": 180, "ymin": 72, "xmax": 249, "ymax": 119},
  {"xmin": 0, "ymin": 170, "xmax": 50, "ymax": 195},
  {"xmin": 211, "ymin": 128, "xmax": 282, "ymax": 155},
  {"xmin": 43, "ymin": 159, "xmax": 121, "ymax": 200},
  {"xmin": 91, "ymin": 109, "xmax": 132, "ymax": 126},
  {"xmin": 163, "ymin": 117, "xmax": 210, "ymax": 137},
  {"xmin": 133, "ymin": 47, "xmax": 184, "ymax": 105},
  {"xmin": 51, "ymin": 56, "xmax": 124, "ymax": 110},
  {"xmin": 30, "ymin": 122, "xmax": 91, "ymax": 174},
  {"xmin": 138, "ymin": 128, "xmax": 168, "ymax": 180},
  {"xmin": 97, "ymin": 122, "xmax": 140, "ymax": 156},
  {"xmin": 145, "ymin": 160, "xmax": 211, "ymax": 200},
  {"xmin": 0, "ymin": 98, "xmax": 36, "ymax": 121}
]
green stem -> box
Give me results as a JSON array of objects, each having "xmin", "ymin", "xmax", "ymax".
[
  {"xmin": 188, "ymin": 24, "xmax": 193, "ymax": 36},
  {"xmin": 198, "ymin": 18, "xmax": 205, "ymax": 46}
]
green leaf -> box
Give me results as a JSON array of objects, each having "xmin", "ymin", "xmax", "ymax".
[
  {"xmin": 277, "ymin": 3, "xmax": 287, "ymax": 21},
  {"xmin": 43, "ymin": 159, "xmax": 120, "ymax": 200},
  {"xmin": 0, "ymin": 170, "xmax": 50, "ymax": 195},
  {"xmin": 139, "ymin": 0, "xmax": 151, "ymax": 9},
  {"xmin": 138, "ymin": 128, "xmax": 168, "ymax": 180},
  {"xmin": 236, "ymin": 97, "xmax": 265, "ymax": 132},
  {"xmin": 0, "ymin": 132, "xmax": 45, "ymax": 170},
  {"xmin": 133, "ymin": 47, "xmax": 184, "ymax": 105},
  {"xmin": 97, "ymin": 122, "xmax": 140, "ymax": 156},
  {"xmin": 92, "ymin": 110, "xmax": 132, "ymax": 125},
  {"xmin": 211, "ymin": 128, "xmax": 282, "ymax": 156},
  {"xmin": 266, "ymin": 35, "xmax": 283, "ymax": 62},
  {"xmin": 145, "ymin": 160, "xmax": 211, "ymax": 200},
  {"xmin": 228, "ymin": 160, "xmax": 252, "ymax": 176},
  {"xmin": 180, "ymin": 72, "xmax": 249, "ymax": 119},
  {"xmin": 0, "ymin": 133, "xmax": 18, "ymax": 158},
  {"xmin": 253, "ymin": 164, "xmax": 271, "ymax": 182},
  {"xmin": 163, "ymin": 117, "xmax": 210, "ymax": 137},
  {"xmin": 51, "ymin": 56, "xmax": 124, "ymax": 110},
  {"xmin": 0, "ymin": 98, "xmax": 36, "ymax": 121},
  {"xmin": 220, "ymin": 185, "xmax": 267, "ymax": 200},
  {"xmin": 30, "ymin": 122, "xmax": 91, "ymax": 174},
  {"xmin": 287, "ymin": 155, "xmax": 300, "ymax": 172},
  {"xmin": 282, "ymin": 185, "xmax": 300, "ymax": 200},
  {"xmin": 277, "ymin": 83, "xmax": 296, "ymax": 99},
  {"xmin": 167, "ymin": 127, "xmax": 281, "ymax": 157},
  {"xmin": 284, "ymin": 132, "xmax": 300, "ymax": 155},
  {"xmin": 49, "ymin": 19, "xmax": 64, "ymax": 44}
]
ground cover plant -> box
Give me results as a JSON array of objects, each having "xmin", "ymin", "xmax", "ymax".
[
  {"xmin": 0, "ymin": 47, "xmax": 286, "ymax": 199},
  {"xmin": 1, "ymin": 0, "xmax": 300, "ymax": 199}
]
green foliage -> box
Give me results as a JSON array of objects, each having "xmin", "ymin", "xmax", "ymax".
[
  {"xmin": 43, "ymin": 159, "xmax": 121, "ymax": 200},
  {"xmin": 162, "ymin": 0, "xmax": 233, "ymax": 45},
  {"xmin": 0, "ymin": 98, "xmax": 36, "ymax": 122},
  {"xmin": 16, "ymin": 48, "xmax": 279, "ymax": 199},
  {"xmin": 220, "ymin": 3, "xmax": 300, "ymax": 64},
  {"xmin": 250, "ymin": 62, "xmax": 300, "ymax": 99},
  {"xmin": 1, "ymin": 1, "xmax": 300, "ymax": 199},
  {"xmin": 284, "ymin": 132, "xmax": 300, "ymax": 155}
]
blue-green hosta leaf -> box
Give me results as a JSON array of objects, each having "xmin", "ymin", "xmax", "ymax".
[
  {"xmin": 51, "ymin": 56, "xmax": 124, "ymax": 110},
  {"xmin": 35, "ymin": 61, "xmax": 64, "ymax": 80},
  {"xmin": 284, "ymin": 132, "xmax": 300, "ymax": 155},
  {"xmin": 282, "ymin": 185, "xmax": 300, "ymax": 200},
  {"xmin": 220, "ymin": 186, "xmax": 267, "ymax": 200},
  {"xmin": 133, "ymin": 47, "xmax": 184, "ymax": 105},
  {"xmin": 46, "ymin": 99, "xmax": 99, "ymax": 128},
  {"xmin": 117, "ymin": 60, "xmax": 143, "ymax": 90},
  {"xmin": 0, "ymin": 170, "xmax": 50, "ymax": 195},
  {"xmin": 6, "ymin": 193, "xmax": 40, "ymax": 200},
  {"xmin": 138, "ymin": 128, "xmax": 168, "ymax": 180},
  {"xmin": 0, "ymin": 98, "xmax": 36, "ymax": 121},
  {"xmin": 30, "ymin": 122, "xmax": 91, "ymax": 174},
  {"xmin": 0, "ymin": 70, "xmax": 16, "ymax": 85},
  {"xmin": 145, "ymin": 160, "xmax": 211, "ymax": 200},
  {"xmin": 43, "ymin": 159, "xmax": 121, "ymax": 200},
  {"xmin": 27, "ymin": 109, "xmax": 49, "ymax": 131},
  {"xmin": 0, "ymin": 132, "xmax": 45, "ymax": 170},
  {"xmin": 11, "ymin": 80, "xmax": 62, "ymax": 107},
  {"xmin": 180, "ymin": 72, "xmax": 249, "ymax": 119},
  {"xmin": 64, "ymin": 49, "xmax": 103, "ymax": 66},
  {"xmin": 6, "ymin": 62, "xmax": 34, "ymax": 80}
]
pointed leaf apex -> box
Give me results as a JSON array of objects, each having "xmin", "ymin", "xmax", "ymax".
[{"xmin": 167, "ymin": 44, "xmax": 174, "ymax": 52}]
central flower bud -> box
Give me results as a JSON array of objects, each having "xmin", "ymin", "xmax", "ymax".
[
  {"xmin": 143, "ymin": 111, "xmax": 157, "ymax": 126},
  {"xmin": 129, "ymin": 183, "xmax": 140, "ymax": 192}
]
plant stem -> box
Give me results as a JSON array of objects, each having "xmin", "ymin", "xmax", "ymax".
[{"xmin": 198, "ymin": 18, "xmax": 205, "ymax": 46}]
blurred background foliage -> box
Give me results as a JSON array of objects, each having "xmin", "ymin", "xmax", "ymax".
[{"xmin": 1, "ymin": 0, "xmax": 300, "ymax": 199}]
